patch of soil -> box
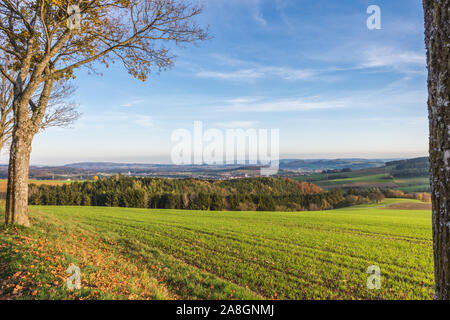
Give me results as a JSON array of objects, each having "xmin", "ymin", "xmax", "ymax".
[
  {"xmin": 384, "ymin": 202, "xmax": 432, "ymax": 210},
  {"xmin": 326, "ymin": 182, "xmax": 398, "ymax": 189}
]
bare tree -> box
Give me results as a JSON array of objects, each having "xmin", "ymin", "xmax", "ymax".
[
  {"xmin": 423, "ymin": 0, "xmax": 450, "ymax": 300},
  {"xmin": 0, "ymin": 0, "xmax": 207, "ymax": 226},
  {"xmin": 0, "ymin": 69, "xmax": 13, "ymax": 151},
  {"xmin": 0, "ymin": 66, "xmax": 80, "ymax": 153}
]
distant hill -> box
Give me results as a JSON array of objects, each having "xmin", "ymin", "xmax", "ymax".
[
  {"xmin": 293, "ymin": 157, "xmax": 430, "ymax": 193},
  {"xmin": 63, "ymin": 159, "xmax": 388, "ymax": 174},
  {"xmin": 64, "ymin": 162, "xmax": 242, "ymax": 170},
  {"xmin": 385, "ymin": 157, "xmax": 429, "ymax": 170},
  {"xmin": 279, "ymin": 159, "xmax": 386, "ymax": 171},
  {"xmin": 384, "ymin": 157, "xmax": 429, "ymax": 179},
  {"xmin": 64, "ymin": 162, "xmax": 164, "ymax": 170},
  {"xmin": 0, "ymin": 158, "xmax": 427, "ymax": 181}
]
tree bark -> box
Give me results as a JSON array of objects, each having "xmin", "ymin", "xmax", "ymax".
[
  {"xmin": 4, "ymin": 69, "xmax": 53, "ymax": 227},
  {"xmin": 5, "ymin": 126, "xmax": 32, "ymax": 227},
  {"xmin": 4, "ymin": 94, "xmax": 35, "ymax": 227},
  {"xmin": 423, "ymin": 0, "xmax": 450, "ymax": 300}
]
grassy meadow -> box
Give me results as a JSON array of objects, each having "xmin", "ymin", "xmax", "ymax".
[
  {"xmin": 293, "ymin": 168, "xmax": 430, "ymax": 193},
  {"xmin": 0, "ymin": 198, "xmax": 433, "ymax": 300}
]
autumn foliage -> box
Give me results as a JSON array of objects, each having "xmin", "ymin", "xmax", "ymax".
[{"xmin": 28, "ymin": 176, "xmax": 347, "ymax": 211}]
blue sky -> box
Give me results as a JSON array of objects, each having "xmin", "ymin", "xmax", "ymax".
[{"xmin": 12, "ymin": 0, "xmax": 429, "ymax": 165}]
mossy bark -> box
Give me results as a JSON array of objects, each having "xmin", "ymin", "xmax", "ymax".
[
  {"xmin": 4, "ymin": 99, "xmax": 33, "ymax": 227},
  {"xmin": 423, "ymin": 0, "xmax": 450, "ymax": 300}
]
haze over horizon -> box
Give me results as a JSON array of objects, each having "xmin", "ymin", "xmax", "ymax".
[
  {"xmin": 5, "ymin": 152, "xmax": 428, "ymax": 167},
  {"xmin": 0, "ymin": 0, "xmax": 428, "ymax": 166}
]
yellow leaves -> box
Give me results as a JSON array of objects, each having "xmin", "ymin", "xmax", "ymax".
[
  {"xmin": 0, "ymin": 212, "xmax": 171, "ymax": 300},
  {"xmin": 49, "ymin": 0, "xmax": 64, "ymax": 7},
  {"xmin": 12, "ymin": 284, "xmax": 23, "ymax": 295},
  {"xmin": 20, "ymin": 29, "xmax": 30, "ymax": 38},
  {"xmin": 19, "ymin": 235, "xmax": 32, "ymax": 242}
]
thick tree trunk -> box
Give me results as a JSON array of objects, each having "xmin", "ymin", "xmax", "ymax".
[
  {"xmin": 4, "ymin": 68, "xmax": 53, "ymax": 227},
  {"xmin": 5, "ymin": 128, "xmax": 32, "ymax": 227},
  {"xmin": 423, "ymin": 0, "xmax": 450, "ymax": 300}
]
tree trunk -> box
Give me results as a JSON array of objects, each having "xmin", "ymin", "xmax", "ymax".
[
  {"xmin": 423, "ymin": 0, "xmax": 450, "ymax": 300},
  {"xmin": 5, "ymin": 120, "xmax": 33, "ymax": 227}
]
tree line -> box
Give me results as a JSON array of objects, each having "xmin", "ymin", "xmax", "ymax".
[
  {"xmin": 29, "ymin": 176, "xmax": 433, "ymax": 211},
  {"xmin": 29, "ymin": 176, "xmax": 349, "ymax": 212},
  {"xmin": 1, "ymin": 0, "xmax": 207, "ymax": 227},
  {"xmin": 386, "ymin": 157, "xmax": 430, "ymax": 178}
]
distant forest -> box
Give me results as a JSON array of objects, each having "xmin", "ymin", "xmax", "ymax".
[
  {"xmin": 29, "ymin": 172, "xmax": 431, "ymax": 211},
  {"xmin": 29, "ymin": 176, "xmax": 348, "ymax": 211},
  {"xmin": 385, "ymin": 157, "xmax": 429, "ymax": 178}
]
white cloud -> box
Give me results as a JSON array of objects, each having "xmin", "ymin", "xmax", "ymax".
[
  {"xmin": 209, "ymin": 54, "xmax": 248, "ymax": 67},
  {"xmin": 223, "ymin": 97, "xmax": 262, "ymax": 104},
  {"xmin": 197, "ymin": 69, "xmax": 264, "ymax": 80},
  {"xmin": 217, "ymin": 83, "xmax": 426, "ymax": 113},
  {"xmin": 306, "ymin": 43, "xmax": 426, "ymax": 75},
  {"xmin": 223, "ymin": 97, "xmax": 348, "ymax": 112},
  {"xmin": 216, "ymin": 121, "xmax": 258, "ymax": 128},
  {"xmin": 248, "ymin": 0, "xmax": 267, "ymax": 26},
  {"xmin": 121, "ymin": 99, "xmax": 145, "ymax": 107},
  {"xmin": 251, "ymin": 9, "xmax": 267, "ymax": 26},
  {"xmin": 361, "ymin": 46, "xmax": 426, "ymax": 69},
  {"xmin": 134, "ymin": 115, "xmax": 153, "ymax": 128},
  {"xmin": 81, "ymin": 112, "xmax": 153, "ymax": 128},
  {"xmin": 263, "ymin": 67, "xmax": 316, "ymax": 80},
  {"xmin": 196, "ymin": 66, "xmax": 317, "ymax": 81}
]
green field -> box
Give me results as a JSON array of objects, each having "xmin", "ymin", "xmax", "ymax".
[
  {"xmin": 393, "ymin": 177, "xmax": 431, "ymax": 193},
  {"xmin": 311, "ymin": 173, "xmax": 392, "ymax": 187},
  {"xmin": 0, "ymin": 199, "xmax": 434, "ymax": 300},
  {"xmin": 293, "ymin": 168, "xmax": 431, "ymax": 193}
]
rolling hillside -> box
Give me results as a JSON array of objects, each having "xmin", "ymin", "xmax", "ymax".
[
  {"xmin": 0, "ymin": 199, "xmax": 433, "ymax": 300},
  {"xmin": 294, "ymin": 157, "xmax": 430, "ymax": 193}
]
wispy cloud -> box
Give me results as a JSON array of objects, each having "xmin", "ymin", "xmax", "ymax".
[
  {"xmin": 196, "ymin": 65, "xmax": 318, "ymax": 81},
  {"xmin": 305, "ymin": 43, "xmax": 426, "ymax": 75},
  {"xmin": 215, "ymin": 121, "xmax": 258, "ymax": 128},
  {"xmin": 82, "ymin": 112, "xmax": 153, "ymax": 128},
  {"xmin": 121, "ymin": 99, "xmax": 145, "ymax": 108},
  {"xmin": 217, "ymin": 83, "xmax": 426, "ymax": 113},
  {"xmin": 223, "ymin": 97, "xmax": 262, "ymax": 104},
  {"xmin": 133, "ymin": 116, "xmax": 153, "ymax": 128},
  {"xmin": 360, "ymin": 46, "xmax": 426, "ymax": 70},
  {"xmin": 262, "ymin": 67, "xmax": 316, "ymax": 80},
  {"xmin": 197, "ymin": 69, "xmax": 264, "ymax": 80},
  {"xmin": 248, "ymin": 0, "xmax": 267, "ymax": 26},
  {"xmin": 220, "ymin": 96, "xmax": 349, "ymax": 112},
  {"xmin": 209, "ymin": 54, "xmax": 248, "ymax": 67}
]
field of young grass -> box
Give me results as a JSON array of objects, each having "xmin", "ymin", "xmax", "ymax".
[
  {"xmin": 0, "ymin": 199, "xmax": 434, "ymax": 300},
  {"xmin": 312, "ymin": 173, "xmax": 393, "ymax": 187},
  {"xmin": 393, "ymin": 177, "xmax": 431, "ymax": 193},
  {"xmin": 293, "ymin": 170, "xmax": 430, "ymax": 193},
  {"xmin": 294, "ymin": 170, "xmax": 392, "ymax": 185}
]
